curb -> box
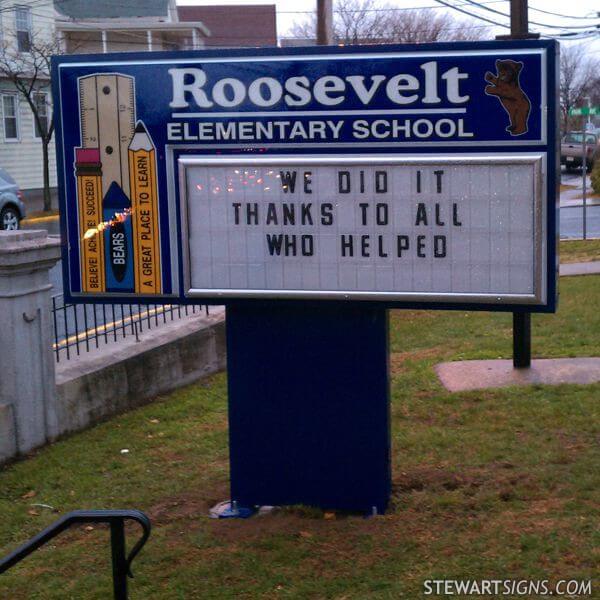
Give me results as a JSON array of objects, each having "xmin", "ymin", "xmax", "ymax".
[{"xmin": 21, "ymin": 215, "xmax": 60, "ymax": 225}]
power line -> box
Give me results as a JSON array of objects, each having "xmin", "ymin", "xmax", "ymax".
[
  {"xmin": 549, "ymin": 31, "xmax": 600, "ymax": 41},
  {"xmin": 4, "ymin": 0, "xmax": 597, "ymax": 46},
  {"xmin": 435, "ymin": 0, "xmax": 600, "ymax": 38},
  {"xmin": 0, "ymin": 1, "xmax": 508, "ymax": 29},
  {"xmin": 12, "ymin": 3, "xmax": 497, "ymax": 39},
  {"xmin": 462, "ymin": 0, "xmax": 599, "ymax": 30},
  {"xmin": 433, "ymin": 0, "xmax": 510, "ymax": 28},
  {"xmin": 0, "ymin": 0, "xmax": 504, "ymax": 19},
  {"xmin": 243, "ymin": 0, "xmax": 509, "ymax": 15},
  {"xmin": 528, "ymin": 4, "xmax": 599, "ymax": 21}
]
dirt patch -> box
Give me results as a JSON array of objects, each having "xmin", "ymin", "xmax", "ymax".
[
  {"xmin": 147, "ymin": 483, "xmax": 230, "ymax": 525},
  {"xmin": 392, "ymin": 463, "xmax": 537, "ymax": 498},
  {"xmin": 148, "ymin": 487, "xmax": 419, "ymax": 554},
  {"xmin": 393, "ymin": 465, "xmax": 480, "ymax": 493},
  {"xmin": 485, "ymin": 497, "xmax": 570, "ymax": 538}
]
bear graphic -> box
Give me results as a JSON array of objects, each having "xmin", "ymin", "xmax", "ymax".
[{"xmin": 484, "ymin": 59, "xmax": 531, "ymax": 136}]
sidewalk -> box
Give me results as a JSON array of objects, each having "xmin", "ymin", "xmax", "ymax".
[
  {"xmin": 560, "ymin": 172, "xmax": 600, "ymax": 208},
  {"xmin": 560, "ymin": 261, "xmax": 600, "ymax": 276},
  {"xmin": 436, "ymin": 357, "xmax": 600, "ymax": 392},
  {"xmin": 23, "ymin": 187, "xmax": 59, "ymax": 214}
]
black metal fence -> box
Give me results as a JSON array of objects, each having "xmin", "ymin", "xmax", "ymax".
[{"xmin": 51, "ymin": 294, "xmax": 208, "ymax": 362}]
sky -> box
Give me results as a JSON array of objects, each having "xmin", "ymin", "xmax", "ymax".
[{"xmin": 176, "ymin": 0, "xmax": 600, "ymax": 53}]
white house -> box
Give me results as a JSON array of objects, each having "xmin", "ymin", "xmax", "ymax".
[
  {"xmin": 0, "ymin": 0, "xmax": 209, "ymax": 210},
  {"xmin": 0, "ymin": 1, "xmax": 57, "ymax": 203},
  {"xmin": 54, "ymin": 0, "xmax": 208, "ymax": 55}
]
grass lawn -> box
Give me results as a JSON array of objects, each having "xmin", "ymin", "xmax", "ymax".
[
  {"xmin": 0, "ymin": 276, "xmax": 599, "ymax": 599},
  {"xmin": 560, "ymin": 239, "xmax": 600, "ymax": 263}
]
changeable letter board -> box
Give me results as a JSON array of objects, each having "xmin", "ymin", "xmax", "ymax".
[{"xmin": 53, "ymin": 40, "xmax": 558, "ymax": 311}]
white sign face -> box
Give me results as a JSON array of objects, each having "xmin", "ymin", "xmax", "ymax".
[{"xmin": 180, "ymin": 155, "xmax": 544, "ymax": 304}]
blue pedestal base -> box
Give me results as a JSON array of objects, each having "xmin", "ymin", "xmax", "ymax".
[{"xmin": 226, "ymin": 303, "xmax": 391, "ymax": 514}]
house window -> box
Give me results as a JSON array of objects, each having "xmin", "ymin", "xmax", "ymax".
[
  {"xmin": 33, "ymin": 92, "xmax": 49, "ymax": 138},
  {"xmin": 15, "ymin": 6, "xmax": 32, "ymax": 52},
  {"xmin": 2, "ymin": 95, "xmax": 19, "ymax": 140}
]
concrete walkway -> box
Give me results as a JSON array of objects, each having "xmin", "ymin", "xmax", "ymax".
[
  {"xmin": 560, "ymin": 261, "xmax": 600, "ymax": 276},
  {"xmin": 436, "ymin": 358, "xmax": 600, "ymax": 392},
  {"xmin": 560, "ymin": 172, "xmax": 599, "ymax": 208},
  {"xmin": 436, "ymin": 262, "xmax": 600, "ymax": 392}
]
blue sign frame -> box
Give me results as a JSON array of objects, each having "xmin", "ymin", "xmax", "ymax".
[{"xmin": 52, "ymin": 39, "xmax": 559, "ymax": 313}]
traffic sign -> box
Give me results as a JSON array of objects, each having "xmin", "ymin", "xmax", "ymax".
[{"xmin": 569, "ymin": 106, "xmax": 600, "ymax": 116}]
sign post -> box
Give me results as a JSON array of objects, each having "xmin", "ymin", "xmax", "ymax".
[
  {"xmin": 497, "ymin": 0, "xmax": 540, "ymax": 369},
  {"xmin": 568, "ymin": 102, "xmax": 595, "ymax": 241},
  {"xmin": 53, "ymin": 40, "xmax": 558, "ymax": 513}
]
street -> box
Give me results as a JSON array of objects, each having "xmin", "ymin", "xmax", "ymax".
[
  {"xmin": 560, "ymin": 204, "xmax": 600, "ymax": 239},
  {"xmin": 559, "ymin": 168, "xmax": 600, "ymax": 239}
]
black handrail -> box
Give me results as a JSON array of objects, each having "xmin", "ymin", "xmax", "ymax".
[{"xmin": 0, "ymin": 509, "xmax": 151, "ymax": 600}]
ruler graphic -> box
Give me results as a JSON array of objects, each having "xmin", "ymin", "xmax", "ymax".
[{"xmin": 79, "ymin": 74, "xmax": 135, "ymax": 197}]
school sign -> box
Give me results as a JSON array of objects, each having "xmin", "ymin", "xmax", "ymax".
[
  {"xmin": 53, "ymin": 40, "xmax": 558, "ymax": 312},
  {"xmin": 53, "ymin": 40, "xmax": 558, "ymax": 514}
]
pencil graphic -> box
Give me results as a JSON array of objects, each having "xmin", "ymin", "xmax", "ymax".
[
  {"xmin": 76, "ymin": 147, "xmax": 105, "ymax": 292},
  {"xmin": 103, "ymin": 181, "xmax": 135, "ymax": 293},
  {"xmin": 128, "ymin": 121, "xmax": 161, "ymax": 294}
]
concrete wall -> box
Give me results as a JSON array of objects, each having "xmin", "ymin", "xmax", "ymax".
[
  {"xmin": 0, "ymin": 229, "xmax": 226, "ymax": 466},
  {"xmin": 1, "ymin": 308, "xmax": 226, "ymax": 465},
  {"xmin": 0, "ymin": 403, "xmax": 17, "ymax": 459},
  {"xmin": 0, "ymin": 230, "xmax": 61, "ymax": 462},
  {"xmin": 54, "ymin": 311, "xmax": 226, "ymax": 441}
]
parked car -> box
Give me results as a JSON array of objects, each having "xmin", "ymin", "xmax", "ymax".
[
  {"xmin": 560, "ymin": 131, "xmax": 600, "ymax": 173},
  {"xmin": 0, "ymin": 168, "xmax": 26, "ymax": 230}
]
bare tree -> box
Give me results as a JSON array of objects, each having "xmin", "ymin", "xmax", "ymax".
[
  {"xmin": 288, "ymin": 0, "xmax": 490, "ymax": 45},
  {"xmin": 380, "ymin": 8, "xmax": 488, "ymax": 43},
  {"xmin": 560, "ymin": 43, "xmax": 599, "ymax": 132},
  {"xmin": 0, "ymin": 35, "xmax": 62, "ymax": 212},
  {"xmin": 334, "ymin": 0, "xmax": 390, "ymax": 44}
]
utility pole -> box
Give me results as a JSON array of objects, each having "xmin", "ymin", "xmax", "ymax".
[
  {"xmin": 497, "ymin": 0, "xmax": 539, "ymax": 40},
  {"xmin": 317, "ymin": 0, "xmax": 333, "ymax": 46},
  {"xmin": 497, "ymin": 0, "xmax": 538, "ymax": 368}
]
